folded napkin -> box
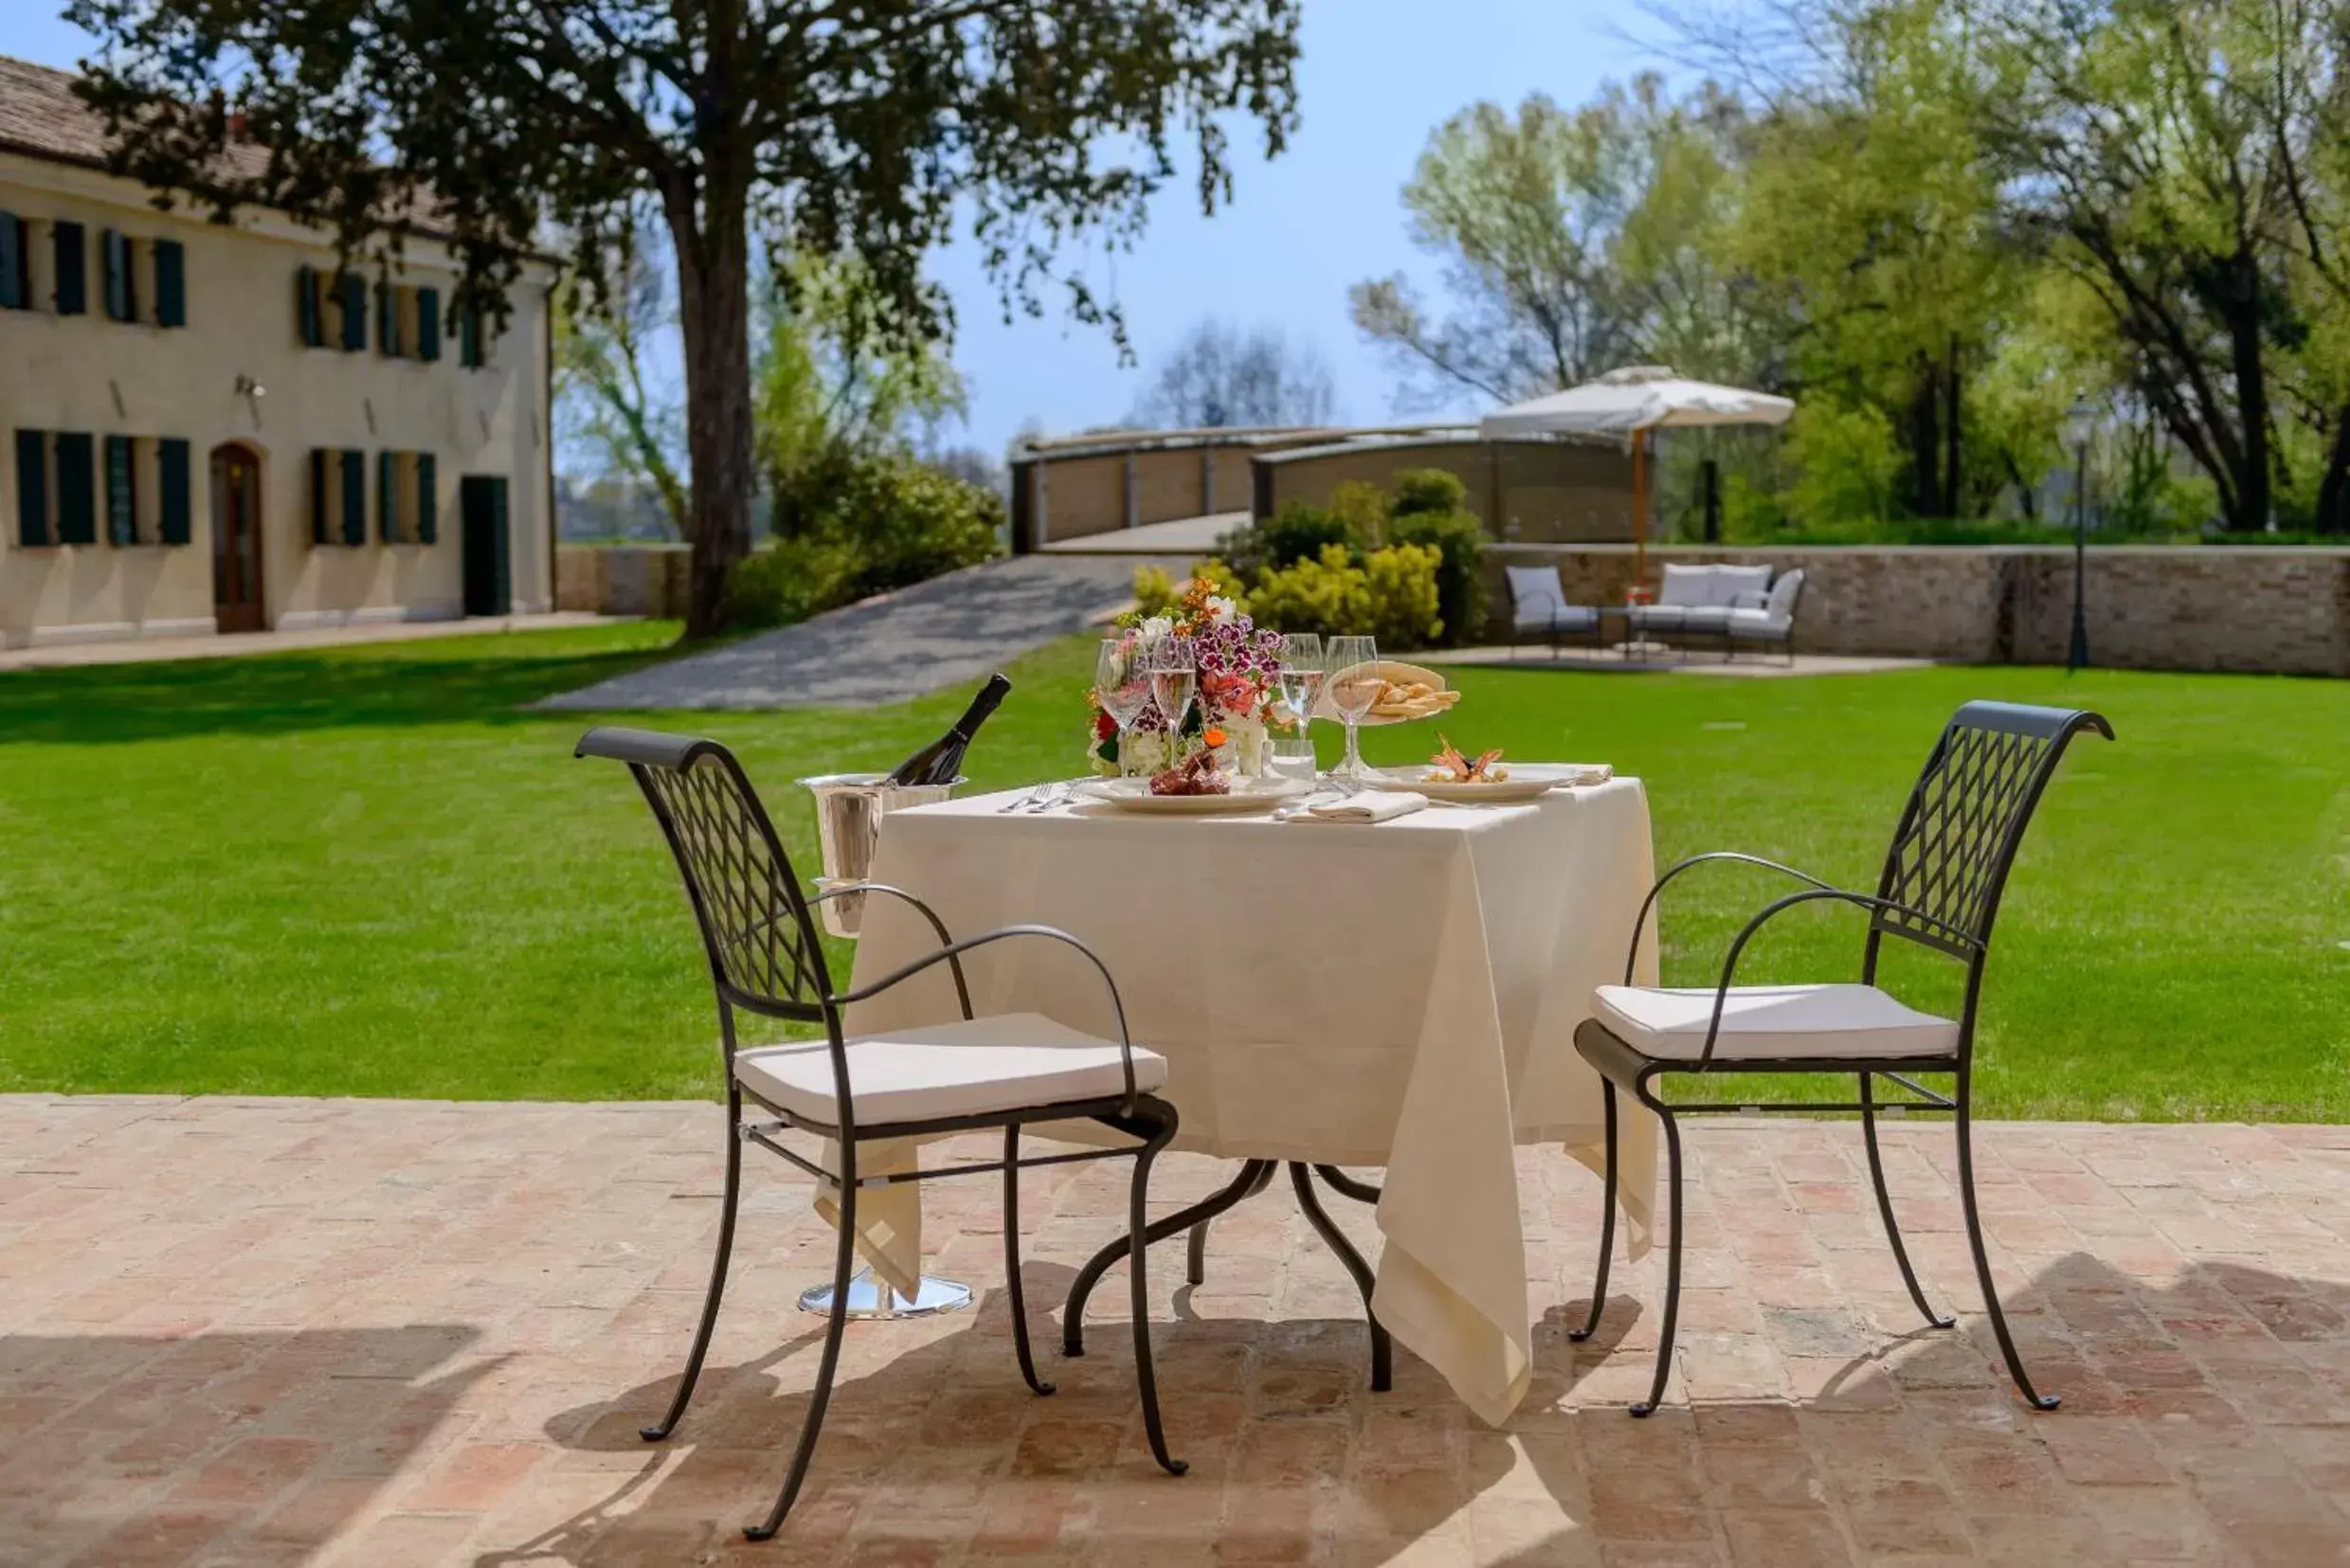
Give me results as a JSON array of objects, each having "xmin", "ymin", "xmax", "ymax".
[{"xmin": 1303, "ymin": 790, "xmax": 1427, "ymax": 823}]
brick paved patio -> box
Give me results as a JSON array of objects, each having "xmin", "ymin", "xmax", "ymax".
[{"xmin": 7, "ymin": 1096, "xmax": 2350, "ymax": 1566}]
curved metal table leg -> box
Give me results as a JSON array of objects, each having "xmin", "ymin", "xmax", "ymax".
[
  {"xmin": 1184, "ymin": 1162, "xmax": 1277, "ymax": 1288},
  {"xmin": 1289, "ymin": 1162, "xmax": 1392, "ymax": 1392},
  {"xmin": 1063, "ymin": 1160, "xmax": 1275, "ymax": 1358}
]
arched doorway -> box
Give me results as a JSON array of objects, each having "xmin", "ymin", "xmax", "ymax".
[{"xmin": 210, "ymin": 443, "xmax": 265, "ymax": 634}]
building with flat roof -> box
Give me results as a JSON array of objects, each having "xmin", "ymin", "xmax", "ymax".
[{"xmin": 0, "ymin": 55, "xmax": 554, "ymax": 650}]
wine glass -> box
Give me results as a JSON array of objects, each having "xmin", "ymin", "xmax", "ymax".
[
  {"xmin": 1326, "ymin": 635, "xmax": 1380, "ymax": 781},
  {"xmin": 1146, "ymin": 637, "xmax": 1198, "ymax": 749},
  {"xmin": 1274, "ymin": 633, "xmax": 1324, "ymax": 779},
  {"xmin": 1095, "ymin": 635, "xmax": 1152, "ymax": 776}
]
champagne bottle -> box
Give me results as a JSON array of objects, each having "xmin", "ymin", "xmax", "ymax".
[{"xmin": 883, "ymin": 674, "xmax": 1011, "ymax": 786}]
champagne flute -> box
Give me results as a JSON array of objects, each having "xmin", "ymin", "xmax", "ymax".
[
  {"xmin": 1274, "ymin": 633, "xmax": 1324, "ymax": 779},
  {"xmin": 1326, "ymin": 635, "xmax": 1380, "ymax": 781},
  {"xmin": 1094, "ymin": 634, "xmax": 1152, "ymax": 776},
  {"xmin": 1147, "ymin": 637, "xmax": 1198, "ymax": 753}
]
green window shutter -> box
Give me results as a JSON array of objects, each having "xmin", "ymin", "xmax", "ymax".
[
  {"xmin": 338, "ymin": 271, "xmax": 367, "ymax": 351},
  {"xmin": 416, "ymin": 287, "xmax": 440, "ymax": 362},
  {"xmin": 14, "ymin": 429, "xmax": 47, "ymax": 545},
  {"xmin": 104, "ymin": 435, "xmax": 135, "ymax": 544},
  {"xmin": 101, "ymin": 230, "xmax": 131, "ymax": 322},
  {"xmin": 458, "ymin": 301, "xmax": 481, "ymax": 369},
  {"xmin": 158, "ymin": 438, "xmax": 190, "ymax": 544},
  {"xmin": 54, "ymin": 431, "xmax": 95, "ymax": 544},
  {"xmin": 310, "ymin": 449, "xmax": 329, "ymax": 543},
  {"xmin": 341, "ymin": 448, "xmax": 366, "ymax": 544},
  {"xmin": 296, "ymin": 265, "xmax": 320, "ymax": 346},
  {"xmin": 0, "ymin": 213, "xmax": 21, "ymax": 310},
  {"xmin": 52, "ymin": 221, "xmax": 85, "ymax": 315},
  {"xmin": 154, "ymin": 240, "xmax": 185, "ymax": 328},
  {"xmin": 415, "ymin": 452, "xmax": 437, "ymax": 543},
  {"xmin": 378, "ymin": 449, "xmax": 398, "ymax": 541},
  {"xmin": 377, "ymin": 283, "xmax": 399, "ymax": 357}
]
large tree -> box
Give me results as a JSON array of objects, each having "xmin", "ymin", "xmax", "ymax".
[
  {"xmin": 71, "ymin": 1, "xmax": 1302, "ymax": 631},
  {"xmin": 1124, "ymin": 316, "xmax": 1336, "ymax": 428}
]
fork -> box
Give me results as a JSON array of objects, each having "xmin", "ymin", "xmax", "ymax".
[
  {"xmin": 1024, "ymin": 780, "xmax": 1072, "ymax": 813},
  {"xmin": 998, "ymin": 783, "xmax": 1046, "ymax": 813}
]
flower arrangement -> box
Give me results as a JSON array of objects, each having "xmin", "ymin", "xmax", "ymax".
[{"xmin": 1089, "ymin": 573, "xmax": 1286, "ymax": 778}]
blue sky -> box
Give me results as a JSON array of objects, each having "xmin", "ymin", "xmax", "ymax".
[{"xmin": 0, "ymin": 4, "xmax": 1657, "ymax": 457}]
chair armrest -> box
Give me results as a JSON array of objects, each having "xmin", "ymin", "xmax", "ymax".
[
  {"xmin": 804, "ymin": 883, "xmax": 970, "ymax": 1019},
  {"xmin": 1687, "ymin": 887, "xmax": 1979, "ymax": 1069},
  {"xmin": 829, "ymin": 924, "xmax": 1143, "ymax": 1112},
  {"xmin": 1623, "ymin": 852, "xmax": 1837, "ymax": 983}
]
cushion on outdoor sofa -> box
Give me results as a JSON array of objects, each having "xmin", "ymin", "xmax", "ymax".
[
  {"xmin": 1710, "ymin": 565, "xmax": 1772, "ymax": 607},
  {"xmin": 1656, "ymin": 564, "xmax": 1715, "ymax": 607},
  {"xmin": 1727, "ymin": 607, "xmax": 1791, "ymax": 639},
  {"xmin": 1506, "ymin": 566, "xmax": 1564, "ymax": 629},
  {"xmin": 1764, "ymin": 568, "xmax": 1806, "ymax": 617}
]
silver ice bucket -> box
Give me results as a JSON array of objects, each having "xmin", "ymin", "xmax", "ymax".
[{"xmin": 799, "ymin": 772, "xmax": 963, "ymax": 938}]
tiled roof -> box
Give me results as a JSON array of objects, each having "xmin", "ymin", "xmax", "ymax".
[{"xmin": 0, "ymin": 54, "xmax": 277, "ymax": 180}]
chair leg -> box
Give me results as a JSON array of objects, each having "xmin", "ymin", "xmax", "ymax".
[
  {"xmin": 1956, "ymin": 1072, "xmax": 2060, "ymax": 1411},
  {"xmin": 1569, "ymin": 1081, "xmax": 1618, "ymax": 1342},
  {"xmin": 1859, "ymin": 1073, "xmax": 1953, "ymax": 1331},
  {"xmin": 642, "ymin": 1093, "xmax": 743, "ymax": 1442},
  {"xmin": 1185, "ymin": 1220, "xmax": 1209, "ymax": 1287},
  {"xmin": 1003, "ymin": 1126, "xmax": 1057, "ymax": 1397},
  {"xmin": 1130, "ymin": 1106, "xmax": 1188, "ymax": 1477},
  {"xmin": 1632, "ymin": 1102, "xmax": 1685, "ymax": 1418},
  {"xmin": 745, "ymin": 1147, "xmax": 860, "ymax": 1541}
]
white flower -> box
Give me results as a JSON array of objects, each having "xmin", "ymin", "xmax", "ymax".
[
  {"xmin": 1203, "ymin": 595, "xmax": 1238, "ymax": 625},
  {"xmin": 1137, "ymin": 616, "xmax": 1173, "ymax": 649}
]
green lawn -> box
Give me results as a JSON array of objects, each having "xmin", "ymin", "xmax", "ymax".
[{"xmin": 2, "ymin": 624, "xmax": 2343, "ymax": 1120}]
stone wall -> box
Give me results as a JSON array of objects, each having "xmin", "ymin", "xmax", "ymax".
[
  {"xmin": 1486, "ymin": 544, "xmax": 2350, "ymax": 676},
  {"xmin": 555, "ymin": 544, "xmax": 692, "ymax": 619}
]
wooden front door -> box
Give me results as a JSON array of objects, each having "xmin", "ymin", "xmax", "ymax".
[
  {"xmin": 460, "ymin": 475, "xmax": 512, "ymax": 617},
  {"xmin": 210, "ymin": 445, "xmax": 265, "ymax": 634}
]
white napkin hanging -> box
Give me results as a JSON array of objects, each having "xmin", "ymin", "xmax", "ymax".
[{"xmin": 1303, "ymin": 790, "xmax": 1428, "ymax": 823}]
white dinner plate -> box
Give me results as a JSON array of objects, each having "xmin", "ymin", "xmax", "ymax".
[
  {"xmin": 1365, "ymin": 763, "xmax": 1609, "ymax": 804},
  {"xmin": 1075, "ymin": 777, "xmax": 1311, "ymax": 815}
]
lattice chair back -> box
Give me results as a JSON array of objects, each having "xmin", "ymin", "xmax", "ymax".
[
  {"xmin": 1871, "ymin": 701, "xmax": 2112, "ymax": 960},
  {"xmin": 575, "ymin": 728, "xmax": 833, "ymax": 1024}
]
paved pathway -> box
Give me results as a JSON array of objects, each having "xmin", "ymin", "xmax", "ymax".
[
  {"xmin": 8, "ymin": 1095, "xmax": 2350, "ymax": 1565},
  {"xmin": 0, "ymin": 613, "xmax": 625, "ymax": 674},
  {"xmin": 542, "ymin": 555, "xmax": 1175, "ymax": 711}
]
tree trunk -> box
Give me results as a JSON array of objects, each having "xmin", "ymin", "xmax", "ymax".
[
  {"xmin": 1943, "ymin": 343, "xmax": 1963, "ymax": 519},
  {"xmin": 2223, "ymin": 249, "xmax": 2270, "ymax": 532},
  {"xmin": 1906, "ymin": 355, "xmax": 1942, "ymax": 519},
  {"xmin": 668, "ymin": 202, "xmax": 756, "ymax": 638},
  {"xmin": 2316, "ymin": 407, "xmax": 2350, "ymax": 534}
]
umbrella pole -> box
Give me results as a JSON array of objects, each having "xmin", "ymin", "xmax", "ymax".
[{"xmin": 1632, "ymin": 427, "xmax": 1649, "ymax": 589}]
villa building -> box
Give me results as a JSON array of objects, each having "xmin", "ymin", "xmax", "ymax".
[{"xmin": 0, "ymin": 56, "xmax": 554, "ymax": 650}]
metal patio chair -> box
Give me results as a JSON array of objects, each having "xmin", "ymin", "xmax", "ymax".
[
  {"xmin": 576, "ymin": 728, "xmax": 1187, "ymax": 1541},
  {"xmin": 1569, "ymin": 700, "xmax": 2112, "ymax": 1416}
]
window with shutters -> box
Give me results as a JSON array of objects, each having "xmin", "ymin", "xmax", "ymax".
[
  {"xmin": 153, "ymin": 241, "xmax": 186, "ymax": 328},
  {"xmin": 415, "ymin": 453, "xmax": 439, "ymax": 543},
  {"xmin": 0, "ymin": 212, "xmax": 27, "ymax": 311},
  {"xmin": 340, "ymin": 447, "xmax": 367, "ymax": 543},
  {"xmin": 456, "ymin": 299, "xmax": 486, "ymax": 369},
  {"xmin": 416, "ymin": 287, "xmax": 441, "ymax": 362},
  {"xmin": 103, "ymin": 434, "xmax": 136, "ymax": 544},
  {"xmin": 158, "ymin": 439, "xmax": 191, "ymax": 545},
  {"xmin": 311, "ymin": 448, "xmax": 373, "ymax": 545},
  {"xmin": 296, "ymin": 265, "xmax": 323, "ymax": 347},
  {"xmin": 53, "ymin": 432, "xmax": 95, "ymax": 544},
  {"xmin": 52, "ymin": 221, "xmax": 85, "ymax": 315},
  {"xmin": 337, "ymin": 271, "xmax": 367, "ymax": 351},
  {"xmin": 14, "ymin": 429, "xmax": 50, "ymax": 546},
  {"xmin": 100, "ymin": 230, "xmax": 136, "ymax": 323},
  {"xmin": 379, "ymin": 450, "xmax": 406, "ymax": 542}
]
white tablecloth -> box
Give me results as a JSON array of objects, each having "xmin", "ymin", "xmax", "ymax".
[{"xmin": 835, "ymin": 779, "xmax": 1661, "ymax": 1425}]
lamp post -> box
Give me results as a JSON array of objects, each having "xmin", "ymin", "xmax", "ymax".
[{"xmin": 2060, "ymin": 397, "xmax": 2095, "ymax": 672}]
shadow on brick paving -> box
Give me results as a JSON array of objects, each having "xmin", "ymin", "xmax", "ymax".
[
  {"xmin": 538, "ymin": 555, "xmax": 1184, "ymax": 712},
  {"xmin": 463, "ymin": 1254, "xmax": 2350, "ymax": 1566}
]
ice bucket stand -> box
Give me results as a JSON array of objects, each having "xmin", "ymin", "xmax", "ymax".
[{"xmin": 796, "ymin": 771, "xmax": 973, "ymax": 1320}]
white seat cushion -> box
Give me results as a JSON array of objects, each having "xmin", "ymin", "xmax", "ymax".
[
  {"xmin": 1710, "ymin": 565, "xmax": 1771, "ymax": 607},
  {"xmin": 1681, "ymin": 605, "xmax": 1733, "ymax": 633},
  {"xmin": 734, "ymin": 1013, "xmax": 1167, "ymax": 1124},
  {"xmin": 1506, "ymin": 565, "xmax": 1564, "ymax": 611},
  {"xmin": 1727, "ymin": 607, "xmax": 1792, "ymax": 639},
  {"xmin": 1593, "ymin": 983, "xmax": 1960, "ymax": 1062},
  {"xmin": 1656, "ymin": 564, "xmax": 1715, "ymax": 607},
  {"xmin": 1629, "ymin": 604, "xmax": 1687, "ymax": 631},
  {"xmin": 1764, "ymin": 568, "xmax": 1806, "ymax": 618},
  {"xmin": 1555, "ymin": 604, "xmax": 1599, "ymax": 632}
]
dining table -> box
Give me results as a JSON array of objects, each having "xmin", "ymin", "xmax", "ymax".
[{"xmin": 829, "ymin": 775, "xmax": 1663, "ymax": 1427}]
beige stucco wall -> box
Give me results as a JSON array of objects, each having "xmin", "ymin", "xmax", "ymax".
[
  {"xmin": 1255, "ymin": 438, "xmax": 1636, "ymax": 543},
  {"xmin": 1489, "ymin": 543, "xmax": 2350, "ymax": 675},
  {"xmin": 0, "ymin": 150, "xmax": 554, "ymax": 648}
]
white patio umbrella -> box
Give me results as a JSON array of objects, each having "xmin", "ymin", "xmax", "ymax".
[{"xmin": 1480, "ymin": 366, "xmax": 1794, "ymax": 582}]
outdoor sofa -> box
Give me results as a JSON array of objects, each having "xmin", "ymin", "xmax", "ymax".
[{"xmin": 1629, "ymin": 562, "xmax": 1806, "ymax": 663}]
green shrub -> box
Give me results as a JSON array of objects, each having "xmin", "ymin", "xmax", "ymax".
[
  {"xmin": 724, "ymin": 532, "xmax": 864, "ymax": 629},
  {"xmin": 1387, "ymin": 508, "xmax": 1487, "ymax": 645},
  {"xmin": 1242, "ymin": 543, "xmax": 1443, "ymax": 649},
  {"xmin": 1245, "ymin": 544, "xmax": 1371, "ymax": 640},
  {"xmin": 1327, "ymin": 480, "xmax": 1393, "ymax": 546},
  {"xmin": 1365, "ymin": 542, "xmax": 1444, "ymax": 647},
  {"xmin": 1130, "ymin": 564, "xmax": 1183, "ymax": 620},
  {"xmin": 1223, "ymin": 502, "xmax": 1363, "ymax": 578},
  {"xmin": 1785, "ymin": 403, "xmax": 1902, "ymax": 529},
  {"xmin": 832, "ymin": 457, "xmax": 1003, "ymax": 598},
  {"xmin": 1390, "ymin": 466, "xmax": 1469, "ymax": 519}
]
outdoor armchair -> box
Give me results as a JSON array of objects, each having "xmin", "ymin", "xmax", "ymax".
[
  {"xmin": 1504, "ymin": 564, "xmax": 1602, "ymax": 657},
  {"xmin": 1567, "ymin": 700, "xmax": 2112, "ymax": 1416},
  {"xmin": 575, "ymin": 727, "xmax": 1188, "ymax": 1541}
]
